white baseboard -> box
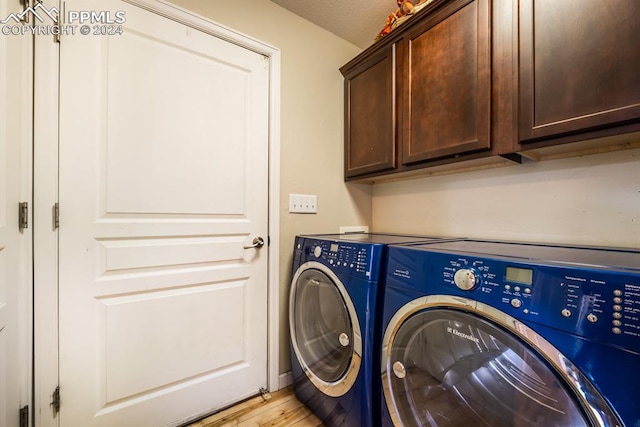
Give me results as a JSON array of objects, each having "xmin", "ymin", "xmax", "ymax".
[{"xmin": 278, "ymin": 371, "xmax": 293, "ymax": 389}]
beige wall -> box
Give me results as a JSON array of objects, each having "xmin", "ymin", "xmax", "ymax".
[
  {"xmin": 167, "ymin": 0, "xmax": 372, "ymax": 376},
  {"xmin": 373, "ymin": 147, "xmax": 640, "ymax": 248}
]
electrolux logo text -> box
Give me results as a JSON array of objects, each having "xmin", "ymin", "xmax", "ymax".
[
  {"xmin": 447, "ymin": 327, "xmax": 480, "ymax": 344},
  {"xmin": 1, "ymin": 2, "xmax": 126, "ymax": 36}
]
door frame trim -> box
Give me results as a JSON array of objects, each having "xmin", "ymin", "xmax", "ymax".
[
  {"xmin": 34, "ymin": 1, "xmax": 281, "ymax": 425},
  {"xmin": 33, "ymin": 1, "xmax": 61, "ymax": 426}
]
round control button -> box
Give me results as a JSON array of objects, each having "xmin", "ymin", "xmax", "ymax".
[
  {"xmin": 613, "ymin": 320, "xmax": 622, "ymax": 327},
  {"xmin": 523, "ymin": 309, "xmax": 529, "ymax": 314},
  {"xmin": 505, "ymin": 285, "xmax": 511, "ymax": 290},
  {"xmin": 454, "ymin": 269, "xmax": 478, "ymax": 291},
  {"xmin": 612, "ymin": 327, "xmax": 622, "ymax": 335},
  {"xmin": 313, "ymin": 246, "xmax": 322, "ymax": 258},
  {"xmin": 586, "ymin": 313, "xmax": 598, "ymax": 323},
  {"xmin": 514, "ymin": 286, "xmax": 521, "ymax": 292},
  {"xmin": 561, "ymin": 309, "xmax": 572, "ymax": 318},
  {"xmin": 524, "ymin": 288, "xmax": 531, "ymax": 294},
  {"xmin": 613, "ymin": 305, "xmax": 622, "ymax": 312},
  {"xmin": 613, "ymin": 312, "xmax": 622, "ymax": 319},
  {"xmin": 510, "ymin": 298, "xmax": 522, "ymax": 308},
  {"xmin": 613, "ymin": 297, "xmax": 622, "ymax": 304},
  {"xmin": 613, "ymin": 290, "xmax": 623, "ymax": 297}
]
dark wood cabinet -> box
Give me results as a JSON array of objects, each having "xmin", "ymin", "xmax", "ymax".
[
  {"xmin": 342, "ymin": 45, "xmax": 397, "ymax": 178},
  {"xmin": 401, "ymin": 0, "xmax": 491, "ymax": 163},
  {"xmin": 341, "ymin": 0, "xmax": 519, "ymax": 181},
  {"xmin": 340, "ymin": 0, "xmax": 640, "ymax": 181},
  {"xmin": 518, "ymin": 0, "xmax": 640, "ymax": 145}
]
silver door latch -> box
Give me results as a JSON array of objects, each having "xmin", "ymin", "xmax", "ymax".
[{"xmin": 243, "ymin": 236, "xmax": 265, "ymax": 249}]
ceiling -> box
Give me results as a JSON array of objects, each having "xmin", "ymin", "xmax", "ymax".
[{"xmin": 269, "ymin": 0, "xmax": 395, "ymax": 50}]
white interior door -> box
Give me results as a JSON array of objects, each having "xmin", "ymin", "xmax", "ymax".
[
  {"xmin": 58, "ymin": 1, "xmax": 270, "ymax": 426},
  {"xmin": 0, "ymin": 0, "xmax": 33, "ymax": 426}
]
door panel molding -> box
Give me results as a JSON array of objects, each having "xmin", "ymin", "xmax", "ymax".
[{"xmin": 118, "ymin": 1, "xmax": 282, "ymax": 396}]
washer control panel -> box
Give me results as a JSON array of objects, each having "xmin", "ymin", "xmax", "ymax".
[
  {"xmin": 387, "ymin": 248, "xmax": 640, "ymax": 353},
  {"xmin": 303, "ymin": 239, "xmax": 381, "ymax": 280}
]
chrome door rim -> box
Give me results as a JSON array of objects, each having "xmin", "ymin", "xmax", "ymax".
[
  {"xmin": 381, "ymin": 295, "xmax": 622, "ymax": 427},
  {"xmin": 289, "ymin": 261, "xmax": 362, "ymax": 397}
]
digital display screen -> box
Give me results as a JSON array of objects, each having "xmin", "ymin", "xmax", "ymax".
[
  {"xmin": 330, "ymin": 243, "xmax": 339, "ymax": 252},
  {"xmin": 506, "ymin": 266, "xmax": 533, "ymax": 285}
]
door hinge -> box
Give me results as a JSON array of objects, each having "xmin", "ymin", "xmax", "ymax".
[
  {"xmin": 19, "ymin": 202, "xmax": 28, "ymax": 231},
  {"xmin": 53, "ymin": 203, "xmax": 59, "ymax": 229},
  {"xmin": 19, "ymin": 0, "xmax": 29, "ymax": 23},
  {"xmin": 19, "ymin": 405, "xmax": 29, "ymax": 427},
  {"xmin": 51, "ymin": 386, "xmax": 60, "ymax": 415},
  {"xmin": 50, "ymin": 0, "xmax": 61, "ymax": 43}
]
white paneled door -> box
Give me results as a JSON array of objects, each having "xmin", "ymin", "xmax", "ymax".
[
  {"xmin": 58, "ymin": 1, "xmax": 270, "ymax": 426},
  {"xmin": 0, "ymin": 0, "xmax": 33, "ymax": 426}
]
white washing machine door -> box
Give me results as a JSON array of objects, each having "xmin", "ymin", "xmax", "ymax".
[
  {"xmin": 381, "ymin": 296, "xmax": 621, "ymax": 427},
  {"xmin": 289, "ymin": 262, "xmax": 362, "ymax": 397}
]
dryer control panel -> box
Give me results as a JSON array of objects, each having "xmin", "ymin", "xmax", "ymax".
[
  {"xmin": 302, "ymin": 239, "xmax": 384, "ymax": 281},
  {"xmin": 387, "ymin": 247, "xmax": 640, "ymax": 354}
]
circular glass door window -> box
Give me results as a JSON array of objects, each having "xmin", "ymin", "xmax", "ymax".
[
  {"xmin": 385, "ymin": 309, "xmax": 591, "ymax": 427},
  {"xmin": 292, "ymin": 268, "xmax": 354, "ymax": 385}
]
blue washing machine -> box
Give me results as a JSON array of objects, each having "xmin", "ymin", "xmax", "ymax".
[
  {"xmin": 380, "ymin": 240, "xmax": 640, "ymax": 427},
  {"xmin": 289, "ymin": 233, "xmax": 460, "ymax": 427}
]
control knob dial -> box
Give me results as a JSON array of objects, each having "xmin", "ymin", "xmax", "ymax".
[
  {"xmin": 313, "ymin": 246, "xmax": 322, "ymax": 258},
  {"xmin": 454, "ymin": 268, "xmax": 478, "ymax": 291}
]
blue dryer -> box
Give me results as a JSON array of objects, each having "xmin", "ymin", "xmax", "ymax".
[
  {"xmin": 289, "ymin": 233, "xmax": 458, "ymax": 427},
  {"xmin": 380, "ymin": 240, "xmax": 640, "ymax": 427}
]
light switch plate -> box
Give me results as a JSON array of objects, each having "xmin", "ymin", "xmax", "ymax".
[{"xmin": 289, "ymin": 194, "xmax": 317, "ymax": 214}]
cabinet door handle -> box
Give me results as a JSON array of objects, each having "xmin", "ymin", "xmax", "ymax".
[{"xmin": 243, "ymin": 236, "xmax": 265, "ymax": 249}]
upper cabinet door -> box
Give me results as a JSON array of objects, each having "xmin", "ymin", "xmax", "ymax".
[
  {"xmin": 343, "ymin": 46, "xmax": 397, "ymax": 178},
  {"xmin": 402, "ymin": 0, "xmax": 491, "ymax": 164},
  {"xmin": 519, "ymin": 0, "xmax": 640, "ymax": 143}
]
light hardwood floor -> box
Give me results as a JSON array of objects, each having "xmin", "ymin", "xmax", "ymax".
[{"xmin": 185, "ymin": 386, "xmax": 324, "ymax": 427}]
